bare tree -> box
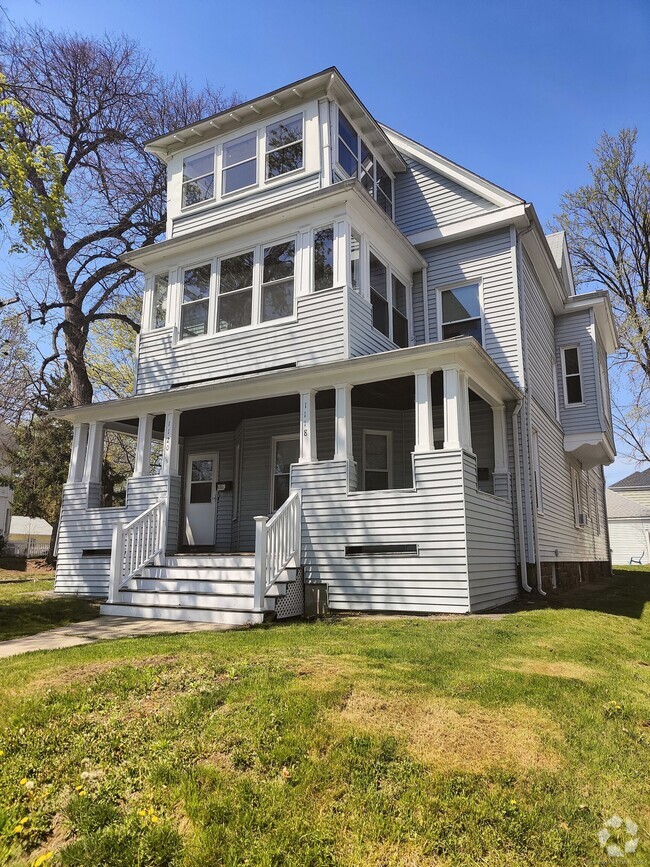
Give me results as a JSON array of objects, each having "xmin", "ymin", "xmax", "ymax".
[
  {"xmin": 554, "ymin": 129, "xmax": 650, "ymax": 463},
  {"xmin": 0, "ymin": 25, "xmax": 236, "ymax": 405}
]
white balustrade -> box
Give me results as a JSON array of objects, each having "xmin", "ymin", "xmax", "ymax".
[
  {"xmin": 253, "ymin": 490, "xmax": 301, "ymax": 611},
  {"xmin": 108, "ymin": 500, "xmax": 167, "ymax": 602}
]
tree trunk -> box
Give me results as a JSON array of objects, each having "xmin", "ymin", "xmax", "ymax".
[{"xmin": 63, "ymin": 304, "xmax": 94, "ymax": 406}]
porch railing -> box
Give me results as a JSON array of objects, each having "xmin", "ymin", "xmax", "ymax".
[
  {"xmin": 108, "ymin": 500, "xmax": 167, "ymax": 603},
  {"xmin": 253, "ymin": 490, "xmax": 301, "ymax": 611}
]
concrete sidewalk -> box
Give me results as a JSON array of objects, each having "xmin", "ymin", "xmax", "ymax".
[{"xmin": 0, "ymin": 617, "xmax": 234, "ymax": 659}]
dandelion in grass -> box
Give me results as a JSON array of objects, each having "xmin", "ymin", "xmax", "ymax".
[{"xmin": 33, "ymin": 853, "xmax": 53, "ymax": 866}]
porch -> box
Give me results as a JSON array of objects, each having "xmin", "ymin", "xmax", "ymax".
[{"xmin": 55, "ymin": 338, "xmax": 522, "ymax": 620}]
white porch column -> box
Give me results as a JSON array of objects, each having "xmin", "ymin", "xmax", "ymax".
[
  {"xmin": 161, "ymin": 410, "xmax": 181, "ymax": 476},
  {"xmin": 133, "ymin": 414, "xmax": 155, "ymax": 477},
  {"xmin": 414, "ymin": 369, "xmax": 434, "ymax": 453},
  {"xmin": 492, "ymin": 404, "xmax": 508, "ymax": 473},
  {"xmin": 67, "ymin": 423, "xmax": 89, "ymax": 482},
  {"xmin": 299, "ymin": 390, "xmax": 318, "ymax": 463},
  {"xmin": 82, "ymin": 421, "xmax": 104, "ymax": 483},
  {"xmin": 442, "ymin": 366, "xmax": 471, "ymax": 450},
  {"xmin": 334, "ymin": 383, "xmax": 353, "ymax": 461}
]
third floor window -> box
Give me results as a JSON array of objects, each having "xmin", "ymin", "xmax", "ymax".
[{"xmin": 337, "ymin": 110, "xmax": 394, "ymax": 219}]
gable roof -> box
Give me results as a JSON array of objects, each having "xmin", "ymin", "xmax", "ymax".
[
  {"xmin": 606, "ymin": 489, "xmax": 650, "ymax": 518},
  {"xmin": 545, "ymin": 231, "xmax": 565, "ymax": 269},
  {"xmin": 381, "ymin": 125, "xmax": 524, "ymax": 210},
  {"xmin": 611, "ymin": 467, "xmax": 650, "ymax": 490}
]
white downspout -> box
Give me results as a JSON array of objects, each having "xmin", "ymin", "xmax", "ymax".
[
  {"xmin": 512, "ymin": 400, "xmax": 532, "ymax": 593},
  {"xmin": 526, "ymin": 397, "xmax": 546, "ymax": 596}
]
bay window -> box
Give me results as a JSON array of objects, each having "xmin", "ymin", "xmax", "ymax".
[
  {"xmin": 266, "ymin": 114, "xmax": 303, "ymax": 179},
  {"xmin": 182, "ymin": 149, "xmax": 214, "ymax": 207},
  {"xmin": 314, "ymin": 226, "xmax": 334, "ymax": 291},
  {"xmin": 262, "ymin": 241, "xmax": 295, "ymax": 322},
  {"xmin": 181, "ymin": 264, "xmax": 211, "ymax": 338},
  {"xmin": 217, "ymin": 251, "xmax": 254, "ymax": 332},
  {"xmin": 440, "ymin": 284, "xmax": 482, "ymax": 343},
  {"xmin": 222, "ymin": 132, "xmax": 257, "ymax": 194}
]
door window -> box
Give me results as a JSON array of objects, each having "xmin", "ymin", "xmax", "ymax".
[
  {"xmin": 271, "ymin": 437, "xmax": 299, "ymax": 510},
  {"xmin": 189, "ymin": 458, "xmax": 214, "ymax": 504}
]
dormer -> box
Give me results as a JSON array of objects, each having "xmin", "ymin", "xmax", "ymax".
[{"xmin": 145, "ymin": 68, "xmax": 406, "ymax": 239}]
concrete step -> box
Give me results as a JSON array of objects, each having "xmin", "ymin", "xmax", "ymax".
[
  {"xmin": 116, "ymin": 589, "xmax": 276, "ymax": 612},
  {"xmin": 99, "ymin": 602, "xmax": 264, "ymax": 626},
  {"xmin": 165, "ymin": 555, "xmax": 255, "ymax": 568},
  {"xmin": 129, "ymin": 577, "xmax": 285, "ymax": 596},
  {"xmin": 142, "ymin": 566, "xmax": 256, "ymax": 582}
]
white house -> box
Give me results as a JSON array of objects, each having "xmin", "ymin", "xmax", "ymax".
[
  {"xmin": 53, "ymin": 68, "xmax": 617, "ymax": 624},
  {"xmin": 607, "ymin": 470, "xmax": 650, "ymax": 565}
]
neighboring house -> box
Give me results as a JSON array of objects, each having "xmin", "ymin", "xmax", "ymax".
[
  {"xmin": 0, "ymin": 421, "xmax": 14, "ymax": 542},
  {"xmin": 53, "ymin": 68, "xmax": 617, "ymax": 624},
  {"xmin": 7, "ymin": 516, "xmax": 53, "ymax": 557},
  {"xmin": 606, "ymin": 489, "xmax": 650, "ymax": 565}
]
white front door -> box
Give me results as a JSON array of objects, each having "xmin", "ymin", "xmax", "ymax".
[{"xmin": 184, "ymin": 452, "xmax": 219, "ymax": 546}]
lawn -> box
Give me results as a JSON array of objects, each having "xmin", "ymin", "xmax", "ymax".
[
  {"xmin": 0, "ymin": 569, "xmax": 648, "ymax": 866},
  {"xmin": 0, "ymin": 563, "xmax": 99, "ymax": 642}
]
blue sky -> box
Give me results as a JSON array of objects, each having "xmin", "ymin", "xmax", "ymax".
[{"xmin": 6, "ymin": 0, "xmax": 650, "ymax": 481}]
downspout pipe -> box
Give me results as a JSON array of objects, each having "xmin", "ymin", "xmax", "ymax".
[{"xmin": 512, "ymin": 400, "xmax": 532, "ymax": 593}]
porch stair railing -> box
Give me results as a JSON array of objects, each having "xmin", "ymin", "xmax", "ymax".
[
  {"xmin": 108, "ymin": 500, "xmax": 167, "ymax": 603},
  {"xmin": 253, "ymin": 490, "xmax": 301, "ymax": 611}
]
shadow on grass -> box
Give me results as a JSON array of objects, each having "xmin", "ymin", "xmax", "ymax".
[{"xmin": 0, "ymin": 591, "xmax": 100, "ymax": 642}]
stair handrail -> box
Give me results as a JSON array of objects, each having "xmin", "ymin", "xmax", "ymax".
[
  {"xmin": 253, "ymin": 489, "xmax": 301, "ymax": 611},
  {"xmin": 108, "ymin": 500, "xmax": 167, "ymax": 603}
]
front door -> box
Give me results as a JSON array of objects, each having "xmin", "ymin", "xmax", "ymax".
[{"xmin": 184, "ymin": 452, "xmax": 219, "ymax": 546}]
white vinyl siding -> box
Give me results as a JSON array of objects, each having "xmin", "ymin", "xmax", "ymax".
[{"xmin": 608, "ymin": 519, "xmax": 650, "ymax": 566}]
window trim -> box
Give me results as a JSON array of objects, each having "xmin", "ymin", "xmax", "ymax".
[
  {"xmin": 362, "ymin": 429, "xmax": 394, "ymax": 491},
  {"xmin": 436, "ymin": 279, "xmax": 484, "ymax": 346},
  {"xmin": 180, "ymin": 147, "xmax": 216, "ymax": 211},
  {"xmin": 561, "ymin": 345, "xmax": 585, "ymax": 407},
  {"xmin": 269, "ymin": 434, "xmax": 300, "ymax": 512}
]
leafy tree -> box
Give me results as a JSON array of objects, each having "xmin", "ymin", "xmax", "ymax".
[
  {"xmin": 554, "ymin": 129, "xmax": 650, "ymax": 462},
  {"xmin": 0, "ymin": 311, "xmax": 39, "ymax": 425},
  {"xmin": 0, "ymin": 25, "xmax": 236, "ymax": 406}
]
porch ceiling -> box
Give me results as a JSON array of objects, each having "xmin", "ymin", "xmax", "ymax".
[{"xmin": 52, "ymin": 337, "xmax": 523, "ymax": 425}]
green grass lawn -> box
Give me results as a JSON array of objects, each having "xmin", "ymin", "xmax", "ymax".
[
  {"xmin": 0, "ymin": 566, "xmax": 99, "ymax": 643},
  {"xmin": 0, "ymin": 569, "xmax": 648, "ymax": 866}
]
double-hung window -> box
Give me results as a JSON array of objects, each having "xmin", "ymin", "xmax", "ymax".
[
  {"xmin": 262, "ymin": 241, "xmax": 295, "ymax": 322},
  {"xmin": 152, "ymin": 273, "xmax": 169, "ymax": 329},
  {"xmin": 562, "ymin": 346, "xmax": 583, "ymax": 405},
  {"xmin": 222, "ymin": 132, "xmax": 257, "ymax": 194},
  {"xmin": 391, "ymin": 275, "xmax": 408, "ymax": 348},
  {"xmin": 217, "ymin": 251, "xmax": 254, "ymax": 332},
  {"xmin": 182, "ymin": 149, "xmax": 215, "ymax": 207},
  {"xmin": 363, "ymin": 431, "xmax": 393, "ymax": 491},
  {"xmin": 338, "ymin": 111, "xmax": 359, "ymax": 176},
  {"xmin": 369, "ymin": 251, "xmax": 409, "ymax": 347},
  {"xmin": 266, "ymin": 114, "xmax": 303, "ymax": 179},
  {"xmin": 369, "ymin": 253, "xmax": 389, "ymax": 337},
  {"xmin": 375, "ymin": 161, "xmax": 394, "ymax": 216},
  {"xmin": 440, "ymin": 284, "xmax": 482, "ymax": 343},
  {"xmin": 181, "ymin": 264, "xmax": 211, "ymax": 338},
  {"xmin": 314, "ymin": 226, "xmax": 334, "ymax": 291}
]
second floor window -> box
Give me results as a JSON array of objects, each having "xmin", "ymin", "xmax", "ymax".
[
  {"xmin": 181, "ymin": 264, "xmax": 212, "ymax": 338},
  {"xmin": 266, "ymin": 114, "xmax": 303, "ymax": 179},
  {"xmin": 562, "ymin": 346, "xmax": 583, "ymax": 405},
  {"xmin": 369, "ymin": 253, "xmax": 389, "ymax": 337},
  {"xmin": 182, "ymin": 149, "xmax": 215, "ymax": 207},
  {"xmin": 262, "ymin": 241, "xmax": 295, "ymax": 322},
  {"xmin": 153, "ymin": 274, "xmax": 169, "ymax": 329},
  {"xmin": 217, "ymin": 251, "xmax": 254, "ymax": 332},
  {"xmin": 314, "ymin": 226, "xmax": 334, "ymax": 291},
  {"xmin": 441, "ymin": 284, "xmax": 482, "ymax": 343},
  {"xmin": 223, "ymin": 132, "xmax": 257, "ymax": 194}
]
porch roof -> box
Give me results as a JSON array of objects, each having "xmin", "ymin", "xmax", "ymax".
[{"xmin": 53, "ymin": 337, "xmax": 523, "ymax": 424}]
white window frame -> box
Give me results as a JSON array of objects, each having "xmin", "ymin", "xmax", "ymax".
[
  {"xmin": 264, "ymin": 112, "xmax": 304, "ymax": 183},
  {"xmin": 368, "ymin": 246, "xmax": 411, "ymax": 347},
  {"xmin": 312, "ymin": 223, "xmax": 335, "ymax": 292},
  {"xmin": 436, "ymin": 280, "xmax": 484, "ymax": 346},
  {"xmin": 531, "ymin": 429, "xmax": 543, "ymax": 514},
  {"xmin": 571, "ymin": 466, "xmax": 584, "ymax": 528},
  {"xmin": 150, "ymin": 271, "xmax": 170, "ymax": 330},
  {"xmin": 552, "ymin": 360, "xmax": 561, "ymax": 422},
  {"xmin": 221, "ymin": 129, "xmax": 259, "ymax": 199},
  {"xmin": 334, "ymin": 108, "xmax": 395, "ymax": 220},
  {"xmin": 181, "ymin": 146, "xmax": 216, "ymax": 211},
  {"xmin": 269, "ymin": 434, "xmax": 300, "ymax": 512},
  {"xmin": 362, "ymin": 429, "xmax": 394, "ymax": 491},
  {"xmin": 177, "ymin": 235, "xmax": 298, "ymax": 341},
  {"xmin": 561, "ymin": 345, "xmax": 584, "ymax": 407},
  {"xmin": 215, "ymin": 247, "xmax": 256, "ymax": 334}
]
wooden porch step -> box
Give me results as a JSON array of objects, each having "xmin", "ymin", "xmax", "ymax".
[
  {"xmin": 142, "ymin": 566, "xmax": 256, "ymax": 582},
  {"xmin": 99, "ymin": 602, "xmax": 265, "ymax": 626},
  {"xmin": 115, "ymin": 589, "xmax": 276, "ymax": 612},
  {"xmin": 164, "ymin": 555, "xmax": 255, "ymax": 568},
  {"xmin": 129, "ymin": 577, "xmax": 285, "ymax": 596}
]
